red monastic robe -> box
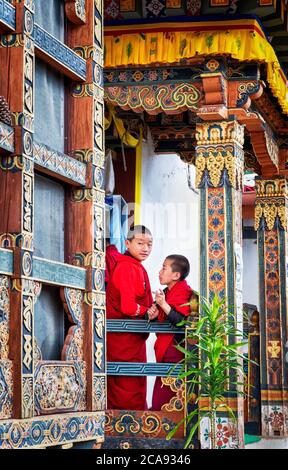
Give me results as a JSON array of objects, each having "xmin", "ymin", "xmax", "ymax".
[
  {"xmin": 152, "ymin": 280, "xmax": 192, "ymax": 411},
  {"xmin": 106, "ymin": 253, "xmax": 153, "ymax": 410},
  {"xmin": 105, "ymin": 244, "xmax": 121, "ymax": 284}
]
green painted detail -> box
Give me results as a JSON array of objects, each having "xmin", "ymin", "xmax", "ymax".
[
  {"xmin": 180, "ymin": 38, "xmax": 187, "ymax": 56},
  {"xmin": 244, "ymin": 434, "xmax": 261, "ymax": 445},
  {"xmin": 127, "ymin": 42, "xmax": 133, "ymax": 58},
  {"xmin": 206, "ymin": 35, "xmax": 214, "ymax": 48}
]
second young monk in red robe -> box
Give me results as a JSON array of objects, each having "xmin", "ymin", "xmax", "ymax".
[
  {"xmin": 147, "ymin": 255, "xmax": 193, "ymax": 411},
  {"xmin": 106, "ymin": 225, "xmax": 153, "ymax": 410}
]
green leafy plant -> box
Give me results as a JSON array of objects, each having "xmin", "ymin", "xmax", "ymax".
[{"xmin": 167, "ymin": 293, "xmax": 255, "ymax": 449}]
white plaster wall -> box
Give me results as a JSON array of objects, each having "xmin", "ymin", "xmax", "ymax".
[
  {"xmin": 243, "ymin": 238, "xmax": 259, "ymax": 308},
  {"xmin": 141, "ymin": 152, "xmax": 199, "ymax": 293},
  {"xmin": 139, "ymin": 147, "xmax": 199, "ymax": 407},
  {"xmin": 242, "ymin": 218, "xmax": 259, "ymax": 309}
]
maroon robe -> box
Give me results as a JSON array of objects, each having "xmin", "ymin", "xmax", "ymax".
[
  {"xmin": 152, "ymin": 280, "xmax": 192, "ymax": 411},
  {"xmin": 105, "ymin": 244, "xmax": 121, "ymax": 284},
  {"xmin": 106, "ymin": 253, "xmax": 153, "ymax": 410}
]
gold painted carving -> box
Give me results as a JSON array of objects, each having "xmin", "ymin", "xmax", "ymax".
[
  {"xmin": 254, "ymin": 202, "xmax": 288, "ymax": 230},
  {"xmin": 160, "ymin": 377, "xmax": 185, "ymax": 412},
  {"xmin": 195, "ymin": 147, "xmax": 244, "ymax": 189},
  {"xmin": 267, "ymin": 340, "xmax": 281, "ymax": 359},
  {"xmin": 196, "ymin": 121, "xmax": 245, "ymax": 147},
  {"xmin": 255, "ymin": 178, "xmax": 287, "ymax": 198}
]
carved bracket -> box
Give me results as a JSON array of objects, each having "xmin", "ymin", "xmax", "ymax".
[
  {"xmin": 65, "ymin": 0, "xmax": 86, "ymax": 25},
  {"xmin": 197, "ymin": 73, "xmax": 228, "ymax": 120}
]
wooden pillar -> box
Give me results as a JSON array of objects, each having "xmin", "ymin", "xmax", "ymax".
[
  {"xmin": 255, "ymin": 177, "xmax": 288, "ymax": 436},
  {"xmin": 0, "ymin": 1, "xmax": 35, "ymax": 419},
  {"xmin": 195, "ymin": 120, "xmax": 245, "ymax": 448},
  {"xmin": 66, "ymin": 0, "xmax": 105, "ymax": 412}
]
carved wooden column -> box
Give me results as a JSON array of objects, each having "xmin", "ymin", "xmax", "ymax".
[
  {"xmin": 195, "ymin": 120, "xmax": 245, "ymax": 448},
  {"xmin": 66, "ymin": 0, "xmax": 105, "ymax": 412},
  {"xmin": 255, "ymin": 177, "xmax": 288, "ymax": 437},
  {"xmin": 0, "ymin": 0, "xmax": 35, "ymax": 419}
]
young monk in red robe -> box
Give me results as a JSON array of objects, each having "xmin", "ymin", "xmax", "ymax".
[
  {"xmin": 147, "ymin": 255, "xmax": 193, "ymax": 411},
  {"xmin": 106, "ymin": 225, "xmax": 153, "ymax": 410}
]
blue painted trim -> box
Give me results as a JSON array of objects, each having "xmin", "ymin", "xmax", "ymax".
[
  {"xmin": 34, "ymin": 24, "xmax": 86, "ymax": 81},
  {"xmin": 0, "ymin": 248, "xmax": 13, "ymax": 275},
  {"xmin": 33, "ymin": 257, "xmax": 86, "ymax": 289},
  {"xmin": 0, "ymin": 121, "xmax": 14, "ymax": 153},
  {"xmin": 0, "ymin": 0, "xmax": 15, "ymax": 32},
  {"xmin": 0, "ymin": 412, "xmax": 105, "ymax": 449},
  {"xmin": 33, "ymin": 142, "xmax": 86, "ymax": 186},
  {"xmin": 107, "ymin": 362, "xmax": 182, "ymax": 377},
  {"xmin": 107, "ymin": 319, "xmax": 185, "ymax": 333}
]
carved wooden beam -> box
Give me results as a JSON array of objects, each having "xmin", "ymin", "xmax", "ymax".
[
  {"xmin": 230, "ymin": 108, "xmax": 279, "ymax": 177},
  {"xmin": 197, "ymin": 72, "xmax": 228, "ymax": 120},
  {"xmin": 65, "ymin": 0, "xmax": 86, "ymax": 25}
]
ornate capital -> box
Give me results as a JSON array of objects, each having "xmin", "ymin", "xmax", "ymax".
[
  {"xmin": 195, "ymin": 121, "xmax": 244, "ymax": 189},
  {"xmin": 196, "ymin": 121, "xmax": 244, "ymax": 147},
  {"xmin": 254, "ymin": 178, "xmax": 288, "ymax": 230}
]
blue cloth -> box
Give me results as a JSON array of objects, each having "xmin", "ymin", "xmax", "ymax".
[
  {"xmin": 35, "ymin": 0, "xmax": 64, "ymax": 41},
  {"xmin": 105, "ymin": 195, "xmax": 128, "ymax": 254}
]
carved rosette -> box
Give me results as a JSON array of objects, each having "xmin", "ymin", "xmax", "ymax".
[
  {"xmin": 195, "ymin": 121, "xmax": 244, "ymax": 189},
  {"xmin": 254, "ymin": 178, "xmax": 288, "ymax": 231}
]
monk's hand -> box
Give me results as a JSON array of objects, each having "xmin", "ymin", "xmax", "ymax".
[
  {"xmin": 155, "ymin": 289, "xmax": 166, "ymax": 307},
  {"xmin": 147, "ymin": 304, "xmax": 159, "ymax": 321},
  {"xmin": 155, "ymin": 289, "xmax": 171, "ymax": 316}
]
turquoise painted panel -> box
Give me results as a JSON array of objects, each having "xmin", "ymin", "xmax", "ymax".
[
  {"xmin": 0, "ymin": 249, "xmax": 13, "ymax": 274},
  {"xmin": 33, "ymin": 257, "xmax": 86, "ymax": 289},
  {"xmin": 107, "ymin": 362, "xmax": 182, "ymax": 377},
  {"xmin": 107, "ymin": 319, "xmax": 184, "ymax": 334}
]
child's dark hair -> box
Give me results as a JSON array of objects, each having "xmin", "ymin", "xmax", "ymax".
[
  {"xmin": 166, "ymin": 254, "xmax": 190, "ymax": 280},
  {"xmin": 127, "ymin": 225, "xmax": 152, "ymax": 241}
]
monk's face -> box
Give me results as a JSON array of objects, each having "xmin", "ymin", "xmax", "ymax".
[
  {"xmin": 125, "ymin": 233, "xmax": 153, "ymax": 261},
  {"xmin": 159, "ymin": 258, "xmax": 181, "ymax": 286}
]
